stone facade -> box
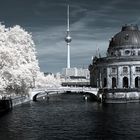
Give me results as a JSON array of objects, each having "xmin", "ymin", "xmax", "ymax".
[{"xmin": 89, "ymin": 25, "xmax": 140, "ymax": 103}]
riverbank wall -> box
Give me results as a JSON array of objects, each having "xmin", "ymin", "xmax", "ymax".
[
  {"xmin": 0, "ymin": 95, "xmax": 31, "ymax": 115},
  {"xmin": 99, "ymin": 88, "xmax": 140, "ymax": 103},
  {"xmin": 0, "ymin": 99, "xmax": 12, "ymax": 115},
  {"xmin": 11, "ymin": 95, "xmax": 30, "ymax": 107},
  {"xmin": 0, "ymin": 88, "xmax": 33, "ymax": 114}
]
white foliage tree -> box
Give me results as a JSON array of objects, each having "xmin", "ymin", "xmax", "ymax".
[
  {"xmin": 0, "ymin": 24, "xmax": 39, "ymax": 95},
  {"xmin": 35, "ymin": 72, "xmax": 61, "ymax": 88}
]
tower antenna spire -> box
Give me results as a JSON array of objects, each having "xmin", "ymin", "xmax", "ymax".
[
  {"xmin": 65, "ymin": 4, "xmax": 72, "ymax": 69},
  {"xmin": 67, "ymin": 4, "xmax": 70, "ymax": 32}
]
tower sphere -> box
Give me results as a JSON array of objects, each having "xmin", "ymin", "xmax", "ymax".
[{"xmin": 65, "ymin": 35, "xmax": 72, "ymax": 43}]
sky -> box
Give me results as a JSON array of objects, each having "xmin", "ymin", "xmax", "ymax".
[{"xmin": 0, "ymin": 0, "xmax": 140, "ymax": 73}]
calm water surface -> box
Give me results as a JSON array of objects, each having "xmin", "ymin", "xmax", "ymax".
[{"xmin": 0, "ymin": 93, "xmax": 140, "ymax": 140}]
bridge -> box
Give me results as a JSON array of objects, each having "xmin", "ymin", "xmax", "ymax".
[{"xmin": 30, "ymin": 87, "xmax": 99, "ymax": 101}]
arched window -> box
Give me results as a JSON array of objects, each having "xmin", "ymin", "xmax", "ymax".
[
  {"xmin": 112, "ymin": 77, "xmax": 116, "ymax": 89},
  {"xmin": 135, "ymin": 77, "xmax": 140, "ymax": 88},
  {"xmin": 103, "ymin": 78, "xmax": 107, "ymax": 87},
  {"xmin": 123, "ymin": 77, "xmax": 128, "ymax": 88}
]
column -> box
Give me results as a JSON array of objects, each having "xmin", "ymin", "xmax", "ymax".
[
  {"xmin": 99, "ymin": 71, "xmax": 102, "ymax": 88},
  {"xmin": 129, "ymin": 65, "xmax": 131, "ymax": 88},
  {"xmin": 130, "ymin": 65, "xmax": 135, "ymax": 88},
  {"xmin": 107, "ymin": 67, "xmax": 111, "ymax": 88},
  {"xmin": 117, "ymin": 66, "xmax": 121, "ymax": 88}
]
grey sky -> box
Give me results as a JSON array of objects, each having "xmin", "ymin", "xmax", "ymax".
[{"xmin": 0, "ymin": 0, "xmax": 140, "ymax": 73}]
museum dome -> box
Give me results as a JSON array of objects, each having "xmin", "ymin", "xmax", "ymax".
[{"xmin": 108, "ymin": 24, "xmax": 140, "ymax": 49}]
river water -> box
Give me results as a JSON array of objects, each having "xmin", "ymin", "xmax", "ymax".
[{"xmin": 0, "ymin": 93, "xmax": 140, "ymax": 140}]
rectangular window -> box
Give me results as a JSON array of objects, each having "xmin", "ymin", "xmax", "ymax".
[
  {"xmin": 103, "ymin": 68, "xmax": 106, "ymax": 73},
  {"xmin": 136, "ymin": 67, "xmax": 140, "ymax": 72},
  {"xmin": 131, "ymin": 50, "xmax": 135, "ymax": 56},
  {"xmin": 138, "ymin": 51, "xmax": 140, "ymax": 56},
  {"xmin": 112, "ymin": 68, "xmax": 116, "ymax": 73},
  {"xmin": 123, "ymin": 67, "xmax": 128, "ymax": 73}
]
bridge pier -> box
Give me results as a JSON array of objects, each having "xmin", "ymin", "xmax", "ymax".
[
  {"xmin": 83, "ymin": 95, "xmax": 88, "ymax": 101},
  {"xmin": 46, "ymin": 93, "xmax": 49, "ymax": 100},
  {"xmin": 98, "ymin": 93, "xmax": 103, "ymax": 103}
]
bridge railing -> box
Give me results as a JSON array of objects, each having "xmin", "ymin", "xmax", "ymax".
[
  {"xmin": 31, "ymin": 87, "xmax": 99, "ymax": 100},
  {"xmin": 32, "ymin": 87, "xmax": 98, "ymax": 92}
]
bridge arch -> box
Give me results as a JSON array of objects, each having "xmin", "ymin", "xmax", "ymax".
[
  {"xmin": 33, "ymin": 93, "xmax": 41, "ymax": 101},
  {"xmin": 32, "ymin": 91, "xmax": 51, "ymax": 101},
  {"xmin": 82, "ymin": 91, "xmax": 98, "ymax": 101},
  {"xmin": 32, "ymin": 89, "xmax": 98, "ymax": 102}
]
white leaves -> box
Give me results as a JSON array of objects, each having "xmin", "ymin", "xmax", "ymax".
[
  {"xmin": 0, "ymin": 23, "xmax": 61, "ymax": 93},
  {"xmin": 35, "ymin": 72, "xmax": 61, "ymax": 88},
  {"xmin": 0, "ymin": 23, "xmax": 39, "ymax": 92}
]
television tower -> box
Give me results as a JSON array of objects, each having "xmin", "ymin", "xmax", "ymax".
[{"xmin": 65, "ymin": 4, "xmax": 72, "ymax": 68}]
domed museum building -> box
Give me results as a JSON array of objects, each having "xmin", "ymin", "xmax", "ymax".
[{"xmin": 89, "ymin": 25, "xmax": 140, "ymax": 103}]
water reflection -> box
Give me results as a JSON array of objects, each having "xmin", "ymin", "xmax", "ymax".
[{"xmin": 0, "ymin": 93, "xmax": 140, "ymax": 140}]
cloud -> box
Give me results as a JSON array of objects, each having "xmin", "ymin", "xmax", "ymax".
[{"xmin": 2, "ymin": 0, "xmax": 140, "ymax": 73}]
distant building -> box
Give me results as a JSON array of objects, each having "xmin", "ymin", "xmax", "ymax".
[
  {"xmin": 44, "ymin": 72, "xmax": 53, "ymax": 77},
  {"xmin": 62, "ymin": 67, "xmax": 89, "ymax": 79},
  {"xmin": 55, "ymin": 72, "xmax": 61, "ymax": 79},
  {"xmin": 61, "ymin": 67, "xmax": 90, "ymax": 87},
  {"xmin": 89, "ymin": 24, "xmax": 140, "ymax": 103}
]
